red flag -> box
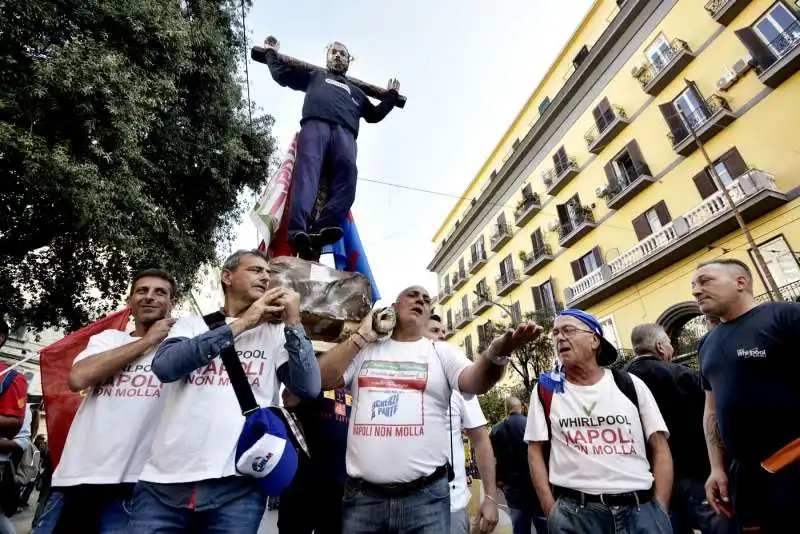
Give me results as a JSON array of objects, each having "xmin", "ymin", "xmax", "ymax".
[{"xmin": 40, "ymin": 308, "xmax": 131, "ymax": 469}]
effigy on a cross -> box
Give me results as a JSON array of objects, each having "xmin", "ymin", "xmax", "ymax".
[
  {"xmin": 251, "ymin": 37, "xmax": 404, "ymax": 261},
  {"xmin": 250, "ymin": 136, "xmax": 388, "ymax": 350}
]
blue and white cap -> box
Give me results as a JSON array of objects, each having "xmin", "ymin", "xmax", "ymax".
[{"xmin": 234, "ymin": 406, "xmax": 307, "ymax": 496}]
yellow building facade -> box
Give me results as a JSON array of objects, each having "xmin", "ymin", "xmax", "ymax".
[{"xmin": 429, "ymin": 0, "xmax": 800, "ymax": 364}]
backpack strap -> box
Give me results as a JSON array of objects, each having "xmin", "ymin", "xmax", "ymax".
[
  {"xmin": 202, "ymin": 312, "xmax": 259, "ymax": 415},
  {"xmin": 610, "ymin": 368, "xmax": 649, "ymax": 457},
  {"xmin": 0, "ymin": 371, "xmax": 18, "ymax": 397}
]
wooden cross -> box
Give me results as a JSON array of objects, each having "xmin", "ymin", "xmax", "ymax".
[{"xmin": 251, "ymin": 46, "xmax": 407, "ymax": 109}]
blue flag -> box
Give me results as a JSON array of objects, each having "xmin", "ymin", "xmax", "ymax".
[{"xmin": 322, "ymin": 213, "xmax": 381, "ymax": 302}]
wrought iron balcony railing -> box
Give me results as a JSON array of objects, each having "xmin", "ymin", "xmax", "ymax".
[
  {"xmin": 542, "ymin": 157, "xmax": 579, "ymax": 188},
  {"xmin": 704, "ymin": 0, "xmax": 729, "ymax": 16},
  {"xmin": 490, "ymin": 223, "xmax": 511, "ymax": 245},
  {"xmin": 759, "ymin": 20, "xmax": 800, "ymax": 71},
  {"xmin": 523, "ymin": 244, "xmax": 553, "ymax": 269},
  {"xmin": 601, "ymin": 161, "xmax": 652, "ymax": 200},
  {"xmin": 633, "ymin": 38, "xmax": 691, "ymax": 87},
  {"xmin": 558, "ymin": 207, "xmax": 595, "ymax": 240},
  {"xmin": 514, "ymin": 193, "xmax": 542, "ymax": 221},
  {"xmin": 584, "ymin": 105, "xmax": 628, "ymax": 146},
  {"xmin": 754, "ymin": 280, "xmax": 800, "ymax": 303},
  {"xmin": 667, "ymin": 94, "xmax": 731, "ymax": 146},
  {"xmin": 494, "ymin": 270, "xmax": 520, "ymax": 292}
]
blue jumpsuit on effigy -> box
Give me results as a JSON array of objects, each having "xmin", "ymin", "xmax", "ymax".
[{"xmin": 263, "ymin": 49, "xmax": 398, "ymax": 241}]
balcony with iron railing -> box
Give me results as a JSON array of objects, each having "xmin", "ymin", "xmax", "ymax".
[
  {"xmin": 668, "ymin": 94, "xmax": 736, "ymax": 156},
  {"xmin": 543, "ymin": 157, "xmax": 580, "ymax": 196},
  {"xmin": 584, "ymin": 105, "xmax": 630, "ymax": 154},
  {"xmin": 522, "ymin": 244, "xmax": 554, "ymax": 276},
  {"xmin": 468, "ymin": 248, "xmax": 488, "ymax": 274},
  {"xmin": 444, "ymin": 322, "xmax": 455, "ymax": 339},
  {"xmin": 495, "ymin": 269, "xmax": 521, "ymax": 297},
  {"xmin": 600, "ymin": 161, "xmax": 655, "ymax": 210},
  {"xmin": 704, "ymin": 0, "xmax": 752, "ymax": 25},
  {"xmin": 632, "ymin": 38, "xmax": 694, "ymax": 95},
  {"xmin": 438, "ymin": 284, "xmax": 452, "ymax": 304},
  {"xmin": 472, "ymin": 291, "xmax": 494, "ymax": 315},
  {"xmin": 514, "ymin": 193, "xmax": 543, "ymax": 227},
  {"xmin": 565, "ymin": 169, "xmax": 788, "ymax": 308},
  {"xmin": 754, "ymin": 280, "xmax": 800, "ymax": 303},
  {"xmin": 558, "ymin": 206, "xmax": 597, "ymax": 248},
  {"xmin": 490, "ymin": 223, "xmax": 513, "ymax": 252},
  {"xmin": 455, "ymin": 308, "xmax": 474, "ymax": 329},
  {"xmin": 752, "ymin": 19, "xmax": 800, "ymax": 88},
  {"xmin": 452, "ymin": 268, "xmax": 467, "ymax": 290}
]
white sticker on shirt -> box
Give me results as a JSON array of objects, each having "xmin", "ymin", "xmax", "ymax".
[{"xmin": 353, "ymin": 361, "xmax": 427, "ymax": 438}]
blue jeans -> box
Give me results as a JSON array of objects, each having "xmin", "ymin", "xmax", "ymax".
[
  {"xmin": 341, "ymin": 476, "xmax": 450, "ymax": 533},
  {"xmin": 671, "ymin": 478, "xmax": 736, "ymax": 534},
  {"xmin": 502, "ymin": 487, "xmax": 547, "ymax": 534},
  {"xmin": 289, "ymin": 120, "xmax": 358, "ymax": 238},
  {"xmin": 126, "ymin": 483, "xmax": 266, "ymax": 533},
  {"xmin": 31, "ymin": 491, "xmax": 131, "ymax": 534},
  {"xmin": 547, "ymin": 496, "xmax": 672, "ymax": 533}
]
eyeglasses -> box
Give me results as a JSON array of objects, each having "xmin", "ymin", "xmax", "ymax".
[{"xmin": 551, "ymin": 325, "xmax": 596, "ymax": 339}]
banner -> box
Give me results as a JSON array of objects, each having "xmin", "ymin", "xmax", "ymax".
[
  {"xmin": 40, "ymin": 308, "xmax": 131, "ymax": 469},
  {"xmin": 250, "ymin": 134, "xmax": 299, "ymax": 245}
]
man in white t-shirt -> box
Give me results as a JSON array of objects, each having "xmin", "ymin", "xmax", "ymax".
[
  {"xmin": 128, "ymin": 249, "xmax": 320, "ymax": 534},
  {"xmin": 426, "ymin": 314, "xmax": 498, "ymax": 534},
  {"xmin": 318, "ymin": 285, "xmax": 542, "ymax": 534},
  {"xmin": 32, "ymin": 269, "xmax": 178, "ymax": 534},
  {"xmin": 525, "ymin": 309, "xmax": 673, "ymax": 533}
]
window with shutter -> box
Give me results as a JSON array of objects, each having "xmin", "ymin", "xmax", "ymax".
[
  {"xmin": 573, "ymin": 45, "xmax": 589, "ymax": 69},
  {"xmin": 497, "ymin": 212, "xmax": 507, "ymax": 229},
  {"xmin": 735, "ymin": 27, "xmax": 778, "ymax": 70},
  {"xmin": 522, "ymin": 184, "xmax": 533, "ymax": 200},
  {"xmin": 692, "ymin": 169, "xmax": 718, "ymax": 199},
  {"xmin": 593, "ymin": 98, "xmax": 613, "ymax": 131},
  {"xmin": 462, "ymin": 295, "xmax": 469, "ymax": 312},
  {"xmin": 632, "ymin": 213, "xmax": 653, "ymax": 241},
  {"xmin": 659, "ymin": 102, "xmax": 689, "ymax": 144},
  {"xmin": 538, "ymin": 97, "xmax": 551, "ymax": 115},
  {"xmin": 626, "ymin": 140, "xmax": 647, "ymax": 173},
  {"xmin": 591, "ymin": 246, "xmax": 603, "ymax": 266},
  {"xmin": 717, "ymin": 148, "xmax": 748, "ymax": 180},
  {"xmin": 458, "ymin": 258, "xmax": 465, "ymax": 273},
  {"xmin": 556, "ymin": 203, "xmax": 569, "ymax": 224},
  {"xmin": 465, "ymin": 336, "xmax": 474, "ymax": 360},
  {"xmin": 531, "ymin": 286, "xmax": 544, "ymax": 311},
  {"xmin": 553, "ymin": 146, "xmax": 568, "ymax": 170},
  {"xmin": 570, "ymin": 259, "xmax": 584, "ymax": 281},
  {"xmin": 541, "ymin": 280, "xmax": 557, "ymax": 311},
  {"xmin": 511, "ymin": 302, "xmax": 522, "ymax": 324},
  {"xmin": 446, "ymin": 310, "xmax": 453, "ymax": 330},
  {"xmin": 653, "ymin": 201, "xmax": 672, "ymax": 226},
  {"xmin": 531, "ymin": 229, "xmax": 544, "ymax": 252}
]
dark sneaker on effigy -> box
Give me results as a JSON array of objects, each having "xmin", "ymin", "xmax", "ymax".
[
  {"xmin": 312, "ymin": 226, "xmax": 343, "ymax": 248},
  {"xmin": 292, "ymin": 232, "xmax": 317, "ymax": 260}
]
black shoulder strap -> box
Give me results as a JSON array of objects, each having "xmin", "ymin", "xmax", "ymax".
[
  {"xmin": 611, "ymin": 368, "xmax": 639, "ymax": 408},
  {"xmin": 430, "ymin": 341, "xmax": 455, "ymax": 483},
  {"xmin": 202, "ymin": 312, "xmax": 259, "ymax": 415},
  {"xmin": 611, "ymin": 368, "xmax": 650, "ymax": 461}
]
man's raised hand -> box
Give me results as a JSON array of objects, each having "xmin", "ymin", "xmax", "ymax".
[
  {"xmin": 387, "ymin": 78, "xmax": 400, "ymax": 92},
  {"xmin": 488, "ymin": 321, "xmax": 544, "ymax": 359},
  {"xmin": 232, "ymin": 287, "xmax": 285, "ymax": 336},
  {"xmin": 143, "ymin": 318, "xmax": 176, "ymax": 347},
  {"xmin": 274, "ymin": 288, "xmax": 301, "ymax": 325}
]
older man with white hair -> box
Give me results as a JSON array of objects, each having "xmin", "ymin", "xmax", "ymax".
[{"xmin": 525, "ymin": 309, "xmax": 672, "ymax": 533}]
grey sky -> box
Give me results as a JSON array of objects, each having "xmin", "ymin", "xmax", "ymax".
[{"xmin": 233, "ymin": 0, "xmax": 595, "ymax": 304}]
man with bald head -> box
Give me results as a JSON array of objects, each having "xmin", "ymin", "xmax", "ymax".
[
  {"xmin": 693, "ymin": 259, "xmax": 800, "ymax": 532},
  {"xmin": 319, "ymin": 286, "xmax": 542, "ymax": 533},
  {"xmin": 626, "ymin": 324, "xmax": 733, "ymax": 534},
  {"xmin": 491, "ymin": 396, "xmax": 545, "ymax": 534}
]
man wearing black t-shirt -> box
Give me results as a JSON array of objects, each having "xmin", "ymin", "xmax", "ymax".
[
  {"xmin": 693, "ymin": 259, "xmax": 800, "ymax": 532},
  {"xmin": 278, "ymin": 387, "xmax": 351, "ymax": 534}
]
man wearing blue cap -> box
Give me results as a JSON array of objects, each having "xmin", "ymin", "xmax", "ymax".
[
  {"xmin": 524, "ymin": 309, "xmax": 673, "ymax": 533},
  {"xmin": 318, "ymin": 286, "xmax": 542, "ymax": 533}
]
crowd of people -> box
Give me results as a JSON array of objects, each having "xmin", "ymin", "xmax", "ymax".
[{"xmin": 3, "ymin": 252, "xmax": 796, "ymax": 534}]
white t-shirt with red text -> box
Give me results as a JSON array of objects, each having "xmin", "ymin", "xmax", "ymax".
[
  {"xmin": 450, "ymin": 391, "xmax": 487, "ymax": 512},
  {"xmin": 524, "ymin": 369, "xmax": 668, "ymax": 494},
  {"xmin": 53, "ymin": 329, "xmax": 167, "ymax": 486},
  {"xmin": 139, "ymin": 316, "xmax": 289, "ymax": 484},
  {"xmin": 344, "ymin": 338, "xmax": 471, "ymax": 484}
]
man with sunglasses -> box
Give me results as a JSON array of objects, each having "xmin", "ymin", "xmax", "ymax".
[{"xmin": 524, "ymin": 309, "xmax": 673, "ymax": 533}]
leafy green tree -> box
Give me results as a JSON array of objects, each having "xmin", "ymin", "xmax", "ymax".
[
  {"xmin": 0, "ymin": 0, "xmax": 276, "ymax": 331},
  {"xmin": 494, "ymin": 311, "xmax": 557, "ymax": 399}
]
